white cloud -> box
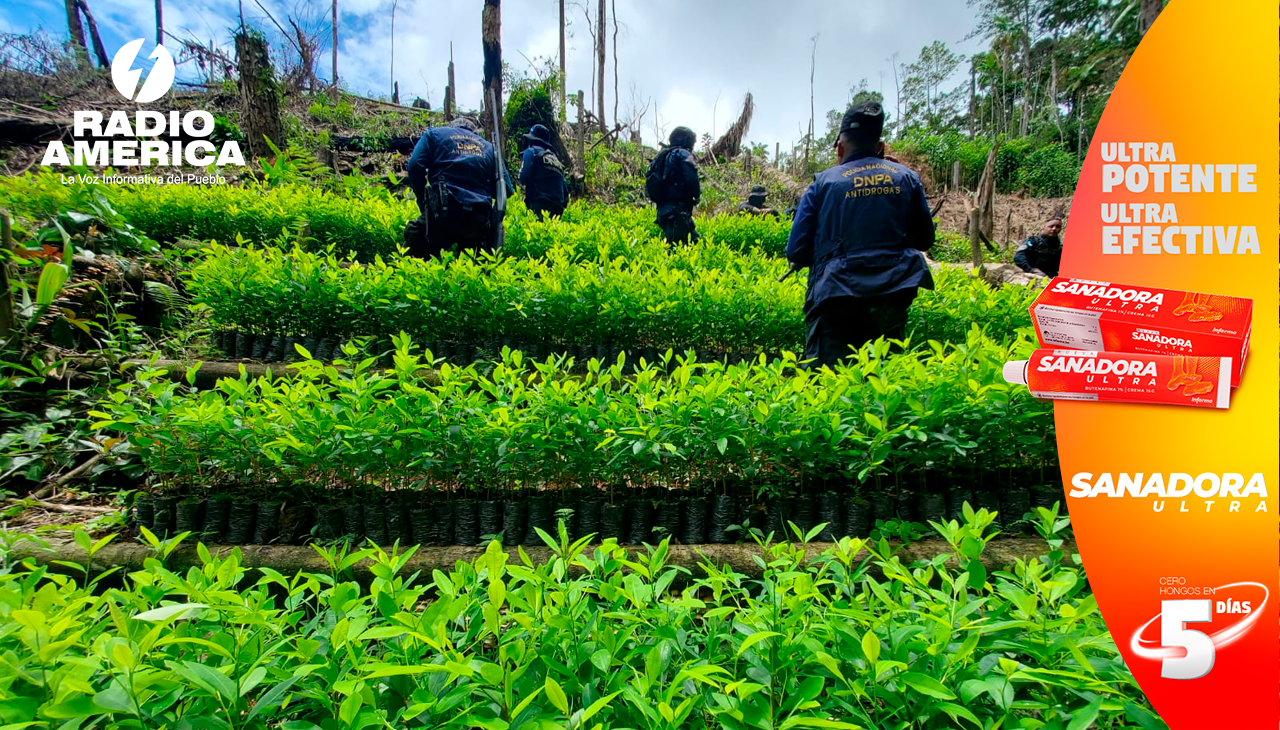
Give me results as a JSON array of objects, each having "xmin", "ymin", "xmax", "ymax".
[{"xmin": 2, "ymin": 0, "xmax": 983, "ymax": 149}]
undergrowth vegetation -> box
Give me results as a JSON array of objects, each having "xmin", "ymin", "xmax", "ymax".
[{"xmin": 0, "ymin": 508, "xmax": 1164, "ymax": 730}]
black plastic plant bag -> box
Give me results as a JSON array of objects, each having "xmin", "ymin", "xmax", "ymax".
[
  {"xmin": 174, "ymin": 500, "xmax": 203, "ymax": 533},
  {"xmin": 525, "ymin": 496, "xmax": 553, "ymax": 546},
  {"xmin": 842, "ymin": 497, "xmax": 870, "ymax": 538},
  {"xmin": 626, "ymin": 501, "xmax": 654, "ymax": 545},
  {"xmin": 601, "ymin": 502, "xmax": 625, "ymax": 541},
  {"xmin": 254, "ymin": 502, "xmax": 282, "ymax": 544},
  {"xmin": 133, "ymin": 496, "xmax": 155, "ymax": 530},
  {"xmin": 434, "ymin": 502, "xmax": 456, "ymax": 545},
  {"xmin": 317, "ymin": 506, "xmax": 345, "ymax": 541},
  {"xmin": 816, "ymin": 493, "xmax": 841, "ymax": 542},
  {"xmin": 410, "ymin": 508, "xmax": 433, "ymax": 545},
  {"xmin": 477, "ymin": 500, "xmax": 502, "ymax": 541},
  {"xmin": 201, "ymin": 497, "xmax": 231, "ymax": 541},
  {"xmin": 226, "ymin": 500, "xmax": 257, "ymax": 544},
  {"xmin": 341, "ymin": 504, "xmax": 365, "ymax": 541},
  {"xmin": 151, "ymin": 497, "xmax": 176, "ymax": 539},
  {"xmin": 454, "ymin": 499, "xmax": 479, "ymax": 546},
  {"xmin": 575, "ymin": 497, "xmax": 602, "ymax": 541},
  {"xmin": 708, "ymin": 494, "xmax": 737, "ymax": 543},
  {"xmin": 680, "ymin": 496, "xmax": 709, "ymax": 545},
  {"xmin": 1000, "ymin": 489, "xmax": 1033, "ymax": 533},
  {"xmin": 947, "ymin": 490, "xmax": 974, "ymax": 523},
  {"xmin": 502, "ymin": 499, "xmax": 526, "ymax": 546},
  {"xmin": 654, "ymin": 500, "xmax": 681, "ymax": 542},
  {"xmin": 917, "ymin": 493, "xmax": 947, "ymax": 525}
]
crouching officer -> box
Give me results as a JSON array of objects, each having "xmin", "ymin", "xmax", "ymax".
[
  {"xmin": 645, "ymin": 126, "xmax": 701, "ymax": 244},
  {"xmin": 405, "ymin": 116, "xmax": 513, "ymax": 258},
  {"xmin": 518, "ymin": 124, "xmax": 570, "ymax": 221},
  {"xmin": 737, "ymin": 186, "xmax": 779, "ymax": 216},
  {"xmin": 1013, "ymin": 216, "xmax": 1064, "ymax": 277},
  {"xmin": 785, "ymin": 101, "xmax": 935, "ymax": 367}
]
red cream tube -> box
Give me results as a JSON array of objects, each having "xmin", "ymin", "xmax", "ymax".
[{"xmin": 1002, "ymin": 349, "xmax": 1232, "ymax": 409}]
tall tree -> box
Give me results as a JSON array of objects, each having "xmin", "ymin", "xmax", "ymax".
[
  {"xmin": 558, "ymin": 0, "xmax": 566, "ymax": 120},
  {"xmin": 64, "ymin": 0, "xmax": 88, "ymax": 66},
  {"xmin": 596, "ymin": 0, "xmax": 606, "ymax": 132},
  {"xmin": 612, "ymin": 0, "xmax": 618, "ymax": 131},
  {"xmin": 482, "ymin": 0, "xmax": 502, "ymax": 139},
  {"xmin": 330, "ymin": 0, "xmax": 337, "ymax": 92}
]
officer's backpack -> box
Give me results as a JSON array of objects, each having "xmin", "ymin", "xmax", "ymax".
[
  {"xmin": 645, "ymin": 148, "xmax": 675, "ymax": 203},
  {"xmin": 535, "ymin": 148, "xmax": 567, "ymax": 180}
]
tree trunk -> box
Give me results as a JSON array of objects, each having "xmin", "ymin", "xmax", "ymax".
[
  {"xmin": 482, "ymin": 0, "xmax": 502, "ymax": 140},
  {"xmin": 154, "ymin": 0, "xmax": 163, "ymax": 47},
  {"xmin": 445, "ymin": 50, "xmax": 456, "ymax": 122},
  {"xmin": 611, "ymin": 0, "xmax": 618, "ymax": 132},
  {"xmin": 64, "ymin": 0, "xmax": 89, "ymax": 66},
  {"xmin": 76, "ymin": 0, "xmax": 110, "ymax": 69},
  {"xmin": 968, "ymin": 60, "xmax": 976, "ymax": 137},
  {"xmin": 596, "ymin": 0, "xmax": 607, "ymax": 133},
  {"xmin": 575, "ymin": 90, "xmax": 586, "ymax": 176},
  {"xmin": 968, "ymin": 205, "xmax": 983, "ymax": 269},
  {"xmin": 331, "ymin": 0, "xmax": 338, "ymax": 93},
  {"xmin": 804, "ymin": 35, "xmax": 817, "ymax": 172},
  {"xmin": 236, "ymin": 31, "xmax": 287, "ymax": 158},
  {"xmin": 0, "ymin": 210, "xmax": 13, "ymax": 338},
  {"xmin": 558, "ymin": 0, "xmax": 566, "ymax": 121},
  {"xmin": 1138, "ymin": 0, "xmax": 1163, "ymax": 37}
]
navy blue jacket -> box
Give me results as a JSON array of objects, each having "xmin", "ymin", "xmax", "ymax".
[
  {"xmin": 408, "ymin": 126, "xmax": 512, "ymax": 209},
  {"xmin": 519, "ymin": 145, "xmax": 569, "ymax": 210},
  {"xmin": 651, "ymin": 147, "xmax": 701, "ymax": 216},
  {"xmin": 785, "ymin": 154, "xmax": 935, "ymax": 314},
  {"xmin": 1013, "ymin": 234, "xmax": 1062, "ymax": 277}
]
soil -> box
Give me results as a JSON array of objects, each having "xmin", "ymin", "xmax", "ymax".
[{"xmin": 928, "ymin": 191, "xmax": 1073, "ymax": 244}]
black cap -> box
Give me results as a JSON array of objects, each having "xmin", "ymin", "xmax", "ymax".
[
  {"xmin": 750, "ymin": 185, "xmax": 767, "ymax": 196},
  {"xmin": 840, "ymin": 101, "xmax": 884, "ymax": 140}
]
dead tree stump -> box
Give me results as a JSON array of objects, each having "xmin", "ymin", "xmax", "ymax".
[{"xmin": 236, "ymin": 31, "xmax": 286, "ymax": 159}]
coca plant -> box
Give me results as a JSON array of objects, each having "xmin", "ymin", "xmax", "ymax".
[{"xmin": 93, "ymin": 331, "xmax": 1056, "ymax": 505}]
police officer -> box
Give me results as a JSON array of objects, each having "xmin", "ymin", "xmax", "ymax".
[
  {"xmin": 405, "ymin": 116, "xmax": 513, "ymax": 258},
  {"xmin": 645, "ymin": 126, "xmax": 701, "ymax": 244},
  {"xmin": 519, "ymin": 124, "xmax": 570, "ymax": 221},
  {"xmin": 785, "ymin": 101, "xmax": 935, "ymax": 367},
  {"xmin": 737, "ymin": 186, "xmax": 779, "ymax": 216},
  {"xmin": 1013, "ymin": 216, "xmax": 1064, "ymax": 277}
]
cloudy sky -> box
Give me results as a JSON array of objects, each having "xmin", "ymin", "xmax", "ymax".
[{"xmin": 2, "ymin": 0, "xmax": 982, "ymax": 148}]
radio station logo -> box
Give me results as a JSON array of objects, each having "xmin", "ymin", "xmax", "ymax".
[
  {"xmin": 40, "ymin": 39, "xmax": 244, "ymax": 171},
  {"xmin": 111, "ymin": 39, "xmax": 175, "ymax": 103}
]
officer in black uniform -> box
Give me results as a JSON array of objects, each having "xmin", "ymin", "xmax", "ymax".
[
  {"xmin": 1013, "ymin": 216, "xmax": 1064, "ymax": 277},
  {"xmin": 405, "ymin": 117, "xmax": 513, "ymax": 258},
  {"xmin": 785, "ymin": 101, "xmax": 935, "ymax": 367},
  {"xmin": 518, "ymin": 124, "xmax": 570, "ymax": 221},
  {"xmin": 646, "ymin": 126, "xmax": 701, "ymax": 244},
  {"xmin": 737, "ymin": 186, "xmax": 779, "ymax": 216}
]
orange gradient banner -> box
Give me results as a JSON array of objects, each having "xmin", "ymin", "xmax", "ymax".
[{"xmin": 1057, "ymin": 1, "xmax": 1278, "ymax": 727}]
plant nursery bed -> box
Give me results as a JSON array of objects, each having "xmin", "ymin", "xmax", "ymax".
[{"xmin": 12, "ymin": 534, "xmax": 1072, "ymax": 582}]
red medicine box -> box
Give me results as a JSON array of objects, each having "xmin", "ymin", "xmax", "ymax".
[{"xmin": 1029, "ymin": 277, "xmax": 1253, "ymax": 387}]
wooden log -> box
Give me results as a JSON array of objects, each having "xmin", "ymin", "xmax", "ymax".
[
  {"xmin": 62, "ymin": 357, "xmax": 443, "ymax": 388},
  {"xmin": 13, "ymin": 534, "xmax": 1073, "ymax": 582}
]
